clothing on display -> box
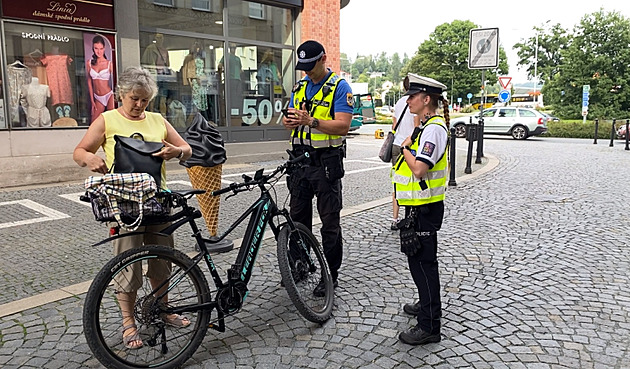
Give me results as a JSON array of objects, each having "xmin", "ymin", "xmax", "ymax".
[
  {"xmin": 41, "ymin": 53, "xmax": 73, "ymax": 106},
  {"xmin": 20, "ymin": 77, "xmax": 52, "ymax": 128},
  {"xmin": 25, "ymin": 49, "xmax": 47, "ymax": 85},
  {"xmin": 168, "ymin": 100, "xmax": 187, "ymax": 129},
  {"xmin": 192, "ymin": 58, "xmax": 208, "ymax": 111},
  {"xmin": 94, "ymin": 91, "xmax": 114, "ymax": 106},
  {"xmin": 7, "ymin": 60, "xmax": 33, "ymax": 124},
  {"xmin": 141, "ymin": 34, "xmax": 170, "ymax": 75}
]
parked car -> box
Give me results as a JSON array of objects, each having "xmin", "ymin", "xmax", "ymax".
[
  {"xmin": 376, "ymin": 107, "xmax": 393, "ymax": 116},
  {"xmin": 451, "ymin": 107, "xmax": 548, "ymax": 140},
  {"xmin": 617, "ymin": 124, "xmax": 628, "ymax": 140},
  {"xmin": 540, "ymin": 112, "xmax": 560, "ymax": 122}
]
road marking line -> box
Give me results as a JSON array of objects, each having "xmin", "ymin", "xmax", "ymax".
[{"xmin": 0, "ymin": 199, "xmax": 71, "ymax": 229}]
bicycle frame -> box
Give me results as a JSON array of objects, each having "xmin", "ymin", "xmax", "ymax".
[{"xmin": 91, "ymin": 166, "xmax": 307, "ymax": 332}]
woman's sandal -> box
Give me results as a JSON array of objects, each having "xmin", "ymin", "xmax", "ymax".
[
  {"xmin": 122, "ymin": 324, "xmax": 143, "ymax": 349},
  {"xmin": 162, "ymin": 314, "xmax": 191, "ymax": 328}
]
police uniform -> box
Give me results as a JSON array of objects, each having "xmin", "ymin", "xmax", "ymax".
[
  {"xmin": 288, "ymin": 41, "xmax": 353, "ymax": 289},
  {"xmin": 392, "ymin": 74, "xmax": 448, "ymax": 344}
]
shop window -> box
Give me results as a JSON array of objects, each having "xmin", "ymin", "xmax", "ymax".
[
  {"xmin": 220, "ymin": 42, "xmax": 292, "ymax": 127},
  {"xmin": 227, "ymin": 1, "xmax": 293, "ymax": 45},
  {"xmin": 139, "ymin": 0, "xmax": 223, "ymax": 35},
  {"xmin": 2, "ymin": 23, "xmax": 115, "ymax": 128},
  {"xmin": 139, "ymin": 32, "xmax": 225, "ymax": 129}
]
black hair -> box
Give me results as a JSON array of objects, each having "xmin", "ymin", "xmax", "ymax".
[{"xmin": 90, "ymin": 35, "xmax": 107, "ymax": 66}]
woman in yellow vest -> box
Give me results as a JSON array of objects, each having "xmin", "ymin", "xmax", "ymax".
[{"xmin": 392, "ymin": 73, "xmax": 450, "ymax": 345}]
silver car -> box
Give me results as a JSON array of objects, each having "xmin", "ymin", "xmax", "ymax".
[{"xmin": 452, "ymin": 107, "xmax": 548, "ymax": 140}]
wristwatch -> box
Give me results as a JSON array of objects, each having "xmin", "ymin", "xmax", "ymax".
[
  {"xmin": 402, "ymin": 145, "xmax": 411, "ymax": 153},
  {"xmin": 310, "ymin": 118, "xmax": 320, "ymax": 129},
  {"xmin": 176, "ymin": 148, "xmax": 184, "ymax": 159}
]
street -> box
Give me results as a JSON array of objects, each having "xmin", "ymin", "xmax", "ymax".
[{"xmin": 1, "ymin": 135, "xmax": 629, "ymax": 368}]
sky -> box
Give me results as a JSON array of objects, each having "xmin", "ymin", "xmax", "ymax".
[{"xmin": 340, "ymin": 1, "xmax": 630, "ymax": 84}]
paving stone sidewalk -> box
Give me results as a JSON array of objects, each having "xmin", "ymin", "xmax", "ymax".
[{"xmin": 1, "ymin": 137, "xmax": 630, "ymax": 368}]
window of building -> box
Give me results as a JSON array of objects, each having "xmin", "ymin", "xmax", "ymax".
[
  {"xmin": 3, "ymin": 22, "xmax": 116, "ymax": 128},
  {"xmin": 248, "ymin": 3, "xmax": 265, "ymax": 20},
  {"xmin": 139, "ymin": 32, "xmax": 224, "ymax": 129},
  {"xmin": 192, "ymin": 0, "xmax": 211, "ymax": 11},
  {"xmin": 227, "ymin": 1, "xmax": 293, "ymax": 45},
  {"xmin": 220, "ymin": 42, "xmax": 292, "ymax": 127},
  {"xmin": 139, "ymin": 0, "xmax": 223, "ymax": 35},
  {"xmin": 152, "ymin": 0, "xmax": 174, "ymax": 6}
]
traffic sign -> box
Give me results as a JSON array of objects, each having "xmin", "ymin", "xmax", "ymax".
[
  {"xmin": 466, "ymin": 93, "xmax": 473, "ymax": 99},
  {"xmin": 457, "ymin": 97, "xmax": 462, "ymax": 103},
  {"xmin": 468, "ymin": 28, "xmax": 499, "ymax": 69},
  {"xmin": 498, "ymin": 76, "xmax": 512, "ymax": 89},
  {"xmin": 498, "ymin": 89, "xmax": 511, "ymax": 103}
]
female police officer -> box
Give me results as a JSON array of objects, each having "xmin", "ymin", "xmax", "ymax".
[{"xmin": 392, "ymin": 73, "xmax": 450, "ymax": 345}]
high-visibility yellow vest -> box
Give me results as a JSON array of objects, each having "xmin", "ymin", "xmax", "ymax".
[
  {"xmin": 392, "ymin": 116, "xmax": 448, "ymax": 206},
  {"xmin": 291, "ymin": 72, "xmax": 344, "ymax": 148}
]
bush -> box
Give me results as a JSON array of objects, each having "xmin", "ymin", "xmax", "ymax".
[{"xmin": 546, "ymin": 120, "xmax": 614, "ymax": 139}]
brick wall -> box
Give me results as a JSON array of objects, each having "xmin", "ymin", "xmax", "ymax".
[{"xmin": 299, "ymin": 0, "xmax": 341, "ymax": 73}]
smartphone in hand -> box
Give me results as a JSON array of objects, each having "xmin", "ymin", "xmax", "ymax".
[{"xmin": 281, "ymin": 109, "xmax": 294, "ymax": 118}]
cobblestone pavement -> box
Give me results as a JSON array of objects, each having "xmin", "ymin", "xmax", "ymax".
[{"xmin": 2, "ymin": 136, "xmax": 629, "ymax": 368}]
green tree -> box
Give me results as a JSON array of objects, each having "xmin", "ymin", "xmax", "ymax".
[
  {"xmin": 544, "ymin": 9, "xmax": 630, "ymax": 119},
  {"xmin": 403, "ymin": 20, "xmax": 508, "ymax": 103},
  {"xmin": 340, "ymin": 52, "xmax": 352, "ymax": 74},
  {"xmin": 513, "ymin": 22, "xmax": 568, "ymax": 83}
]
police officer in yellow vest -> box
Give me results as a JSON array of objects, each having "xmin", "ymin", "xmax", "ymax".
[
  {"xmin": 393, "ymin": 73, "xmax": 450, "ymax": 345},
  {"xmin": 283, "ymin": 40, "xmax": 354, "ymax": 297}
]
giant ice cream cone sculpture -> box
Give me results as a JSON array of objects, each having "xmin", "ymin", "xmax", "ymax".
[
  {"xmin": 181, "ymin": 113, "xmax": 227, "ymax": 236},
  {"xmin": 186, "ymin": 164, "xmax": 222, "ymax": 235}
]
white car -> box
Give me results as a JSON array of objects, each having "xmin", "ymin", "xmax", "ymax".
[
  {"xmin": 377, "ymin": 107, "xmax": 393, "ymax": 116},
  {"xmin": 451, "ymin": 107, "xmax": 548, "ymax": 140}
]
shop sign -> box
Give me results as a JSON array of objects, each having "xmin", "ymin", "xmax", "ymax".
[{"xmin": 1, "ymin": 0, "xmax": 115, "ymax": 31}]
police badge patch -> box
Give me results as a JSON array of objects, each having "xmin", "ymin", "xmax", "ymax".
[
  {"xmin": 346, "ymin": 93, "xmax": 354, "ymax": 107},
  {"xmin": 421, "ymin": 141, "xmax": 435, "ymax": 156}
]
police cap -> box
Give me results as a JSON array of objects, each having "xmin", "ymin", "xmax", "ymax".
[
  {"xmin": 404, "ymin": 73, "xmax": 447, "ymax": 96},
  {"xmin": 295, "ymin": 40, "xmax": 325, "ymax": 71}
]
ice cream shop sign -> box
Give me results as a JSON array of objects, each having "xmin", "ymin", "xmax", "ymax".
[{"xmin": 1, "ymin": 0, "xmax": 115, "ymax": 31}]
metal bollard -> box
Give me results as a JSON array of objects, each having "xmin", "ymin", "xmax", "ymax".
[
  {"xmin": 448, "ymin": 127, "xmax": 457, "ymax": 186},
  {"xmin": 593, "ymin": 118, "xmax": 599, "ymax": 144},
  {"xmin": 465, "ymin": 123, "xmax": 476, "ymax": 174},
  {"xmin": 475, "ymin": 118, "xmax": 483, "ymax": 164},
  {"xmin": 609, "ymin": 119, "xmax": 616, "ymax": 147},
  {"xmin": 625, "ymin": 119, "xmax": 629, "ymax": 151}
]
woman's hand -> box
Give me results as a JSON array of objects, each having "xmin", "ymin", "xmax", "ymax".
[
  {"xmin": 401, "ymin": 136, "xmax": 412, "ymax": 148},
  {"xmin": 85, "ymin": 154, "xmax": 108, "ymax": 174},
  {"xmin": 153, "ymin": 139, "xmax": 183, "ymax": 160}
]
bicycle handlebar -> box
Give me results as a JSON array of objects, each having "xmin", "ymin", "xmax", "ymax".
[{"xmin": 210, "ymin": 151, "xmax": 310, "ymax": 197}]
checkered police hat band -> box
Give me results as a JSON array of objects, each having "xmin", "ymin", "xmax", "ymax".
[{"xmin": 297, "ymin": 51, "xmax": 324, "ymax": 64}]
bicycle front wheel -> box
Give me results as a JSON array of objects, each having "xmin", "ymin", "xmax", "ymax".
[
  {"xmin": 83, "ymin": 245, "xmax": 212, "ymax": 369},
  {"xmin": 277, "ymin": 222, "xmax": 334, "ymax": 323}
]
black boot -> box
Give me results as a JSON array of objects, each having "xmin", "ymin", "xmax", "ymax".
[
  {"xmin": 398, "ymin": 325, "xmax": 441, "ymax": 345},
  {"xmin": 403, "ymin": 301, "xmax": 421, "ymax": 315}
]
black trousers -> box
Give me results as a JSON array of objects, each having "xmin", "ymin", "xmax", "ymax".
[
  {"xmin": 288, "ymin": 163, "xmax": 343, "ymax": 281},
  {"xmin": 405, "ymin": 201, "xmax": 444, "ymax": 334}
]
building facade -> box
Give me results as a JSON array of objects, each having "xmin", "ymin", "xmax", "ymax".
[{"xmin": 0, "ymin": 0, "xmax": 347, "ymax": 187}]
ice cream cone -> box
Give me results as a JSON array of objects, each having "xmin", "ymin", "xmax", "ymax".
[{"xmin": 186, "ymin": 164, "xmax": 223, "ymax": 236}]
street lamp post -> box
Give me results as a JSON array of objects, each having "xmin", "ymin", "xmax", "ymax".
[
  {"xmin": 533, "ymin": 33, "xmax": 539, "ymax": 106},
  {"xmin": 441, "ymin": 63, "xmax": 454, "ymax": 108}
]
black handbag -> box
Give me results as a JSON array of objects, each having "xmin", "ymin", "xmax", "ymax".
[
  {"xmin": 112, "ymin": 133, "xmax": 164, "ymax": 188},
  {"xmin": 379, "ymin": 105, "xmax": 408, "ymax": 163}
]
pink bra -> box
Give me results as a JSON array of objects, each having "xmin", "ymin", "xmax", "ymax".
[{"xmin": 90, "ymin": 61, "xmax": 111, "ymax": 81}]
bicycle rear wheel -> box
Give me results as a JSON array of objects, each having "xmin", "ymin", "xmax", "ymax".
[
  {"xmin": 277, "ymin": 222, "xmax": 334, "ymax": 323},
  {"xmin": 83, "ymin": 245, "xmax": 212, "ymax": 369}
]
